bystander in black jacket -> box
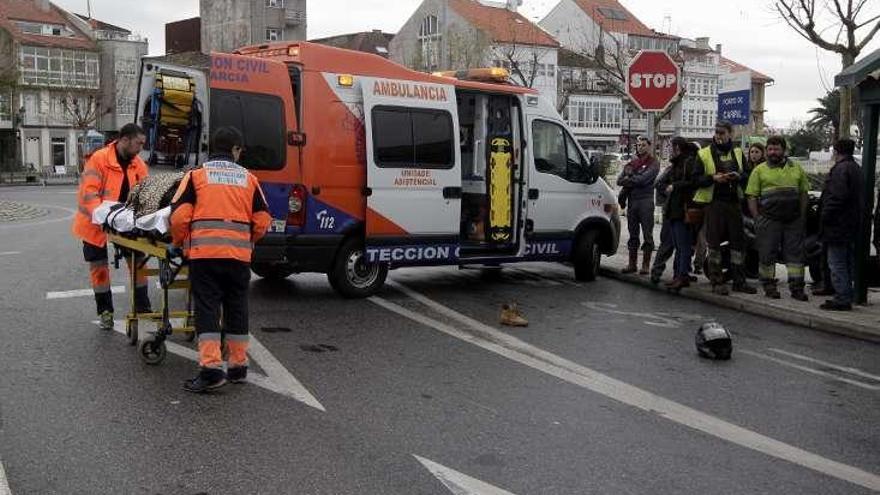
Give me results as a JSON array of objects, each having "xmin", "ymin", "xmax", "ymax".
[
  {"xmin": 820, "ymin": 155, "xmax": 864, "ymax": 243},
  {"xmin": 664, "ymin": 149, "xmax": 697, "ymax": 221}
]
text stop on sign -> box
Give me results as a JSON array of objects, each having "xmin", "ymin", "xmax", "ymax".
[{"xmin": 629, "ymin": 73, "xmax": 677, "ymax": 89}]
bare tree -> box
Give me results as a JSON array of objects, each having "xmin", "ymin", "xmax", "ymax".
[
  {"xmin": 60, "ymin": 91, "xmax": 112, "ymax": 169},
  {"xmin": 775, "ymin": 0, "xmax": 880, "ymax": 137}
]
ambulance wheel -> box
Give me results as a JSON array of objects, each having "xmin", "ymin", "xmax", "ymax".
[
  {"xmin": 328, "ymin": 238, "xmax": 388, "ymax": 298},
  {"xmin": 126, "ymin": 319, "xmax": 138, "ymax": 346},
  {"xmin": 573, "ymin": 230, "xmax": 600, "ymax": 282},
  {"xmin": 139, "ymin": 338, "xmax": 166, "ymax": 365},
  {"xmin": 251, "ymin": 262, "xmax": 295, "ymax": 281}
]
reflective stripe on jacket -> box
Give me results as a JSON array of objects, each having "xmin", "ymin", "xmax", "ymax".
[
  {"xmin": 169, "ymin": 159, "xmax": 271, "ymax": 262},
  {"xmin": 71, "ymin": 142, "xmax": 149, "ymax": 247},
  {"xmin": 692, "ymin": 146, "xmax": 743, "ymax": 204}
]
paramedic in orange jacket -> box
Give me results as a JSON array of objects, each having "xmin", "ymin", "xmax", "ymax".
[
  {"xmin": 170, "ymin": 127, "xmax": 271, "ymax": 393},
  {"xmin": 71, "ymin": 123, "xmax": 151, "ymax": 330}
]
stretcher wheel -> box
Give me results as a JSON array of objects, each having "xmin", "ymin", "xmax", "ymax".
[
  {"xmin": 126, "ymin": 319, "xmax": 139, "ymax": 346},
  {"xmin": 139, "ymin": 338, "xmax": 166, "ymax": 365}
]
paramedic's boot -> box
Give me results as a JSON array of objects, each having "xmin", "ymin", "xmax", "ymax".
[
  {"xmin": 500, "ymin": 303, "xmax": 528, "ymax": 327},
  {"xmin": 99, "ymin": 310, "xmax": 114, "ymax": 331},
  {"xmin": 790, "ymin": 288, "xmax": 809, "ymax": 302},
  {"xmin": 134, "ymin": 286, "xmax": 152, "ymax": 314},
  {"xmin": 621, "ymin": 250, "xmax": 638, "ymax": 274},
  {"xmin": 227, "ymin": 366, "xmax": 248, "ymax": 384},
  {"xmin": 731, "ymin": 265, "xmax": 757, "ymax": 294},
  {"xmin": 639, "ymin": 250, "xmax": 652, "ymax": 275},
  {"xmin": 183, "ymin": 368, "xmax": 227, "ymax": 393}
]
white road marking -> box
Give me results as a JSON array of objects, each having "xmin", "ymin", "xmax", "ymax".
[
  {"xmin": 741, "ymin": 350, "xmax": 880, "ymax": 392},
  {"xmin": 414, "ymin": 455, "xmax": 518, "ymax": 495},
  {"xmin": 581, "ymin": 301, "xmax": 682, "ymax": 328},
  {"xmin": 99, "ymin": 319, "xmax": 325, "ymax": 411},
  {"xmin": 374, "ymin": 282, "xmax": 880, "ymax": 492},
  {"xmin": 767, "ymin": 348, "xmax": 880, "ymax": 383},
  {"xmin": 0, "ymin": 455, "xmax": 11, "ymax": 495},
  {"xmin": 47, "ymin": 286, "xmax": 125, "ymax": 299},
  {"xmin": 0, "ymin": 251, "xmax": 21, "ymax": 257}
]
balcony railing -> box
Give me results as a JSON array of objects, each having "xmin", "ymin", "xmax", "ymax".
[
  {"xmin": 285, "ymin": 10, "xmax": 306, "ymax": 24},
  {"xmin": 94, "ymin": 30, "xmax": 146, "ymax": 43}
]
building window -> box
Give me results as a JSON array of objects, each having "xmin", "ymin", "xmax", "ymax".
[
  {"xmin": 564, "ymin": 99, "xmax": 621, "ymax": 130},
  {"xmin": 266, "ymin": 0, "xmax": 284, "ymax": 7},
  {"xmin": 52, "ymin": 137, "xmax": 67, "ymax": 167},
  {"xmin": 266, "ymin": 28, "xmax": 281, "ymax": 41},
  {"xmin": 19, "ymin": 46, "xmax": 99, "ymax": 89},
  {"xmin": 0, "ymin": 92, "xmax": 10, "ymax": 122},
  {"xmin": 372, "ymin": 106, "xmax": 454, "ymax": 169},
  {"xmin": 418, "ymin": 15, "xmax": 441, "ymax": 71}
]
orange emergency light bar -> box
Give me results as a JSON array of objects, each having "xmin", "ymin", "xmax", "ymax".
[{"xmin": 432, "ymin": 67, "xmax": 510, "ymax": 83}]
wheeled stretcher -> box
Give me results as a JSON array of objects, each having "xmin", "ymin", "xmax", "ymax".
[{"xmin": 107, "ymin": 232, "xmax": 194, "ymax": 365}]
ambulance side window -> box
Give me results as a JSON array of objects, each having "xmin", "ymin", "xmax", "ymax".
[
  {"xmin": 372, "ymin": 106, "xmax": 453, "ymax": 169},
  {"xmin": 210, "ymin": 89, "xmax": 286, "ymax": 170},
  {"xmin": 532, "ymin": 120, "xmax": 590, "ymax": 183}
]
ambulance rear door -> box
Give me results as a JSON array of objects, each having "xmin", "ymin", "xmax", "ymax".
[
  {"xmin": 361, "ymin": 78, "xmax": 461, "ymax": 267},
  {"xmin": 208, "ymin": 53, "xmax": 299, "ymax": 233}
]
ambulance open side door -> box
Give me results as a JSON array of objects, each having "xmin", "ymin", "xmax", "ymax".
[{"xmin": 362, "ymin": 77, "xmax": 461, "ymax": 266}]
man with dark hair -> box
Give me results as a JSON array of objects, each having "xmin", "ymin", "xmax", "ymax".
[
  {"xmin": 617, "ymin": 136, "xmax": 660, "ymax": 275},
  {"xmin": 71, "ymin": 123, "xmax": 151, "ymax": 329},
  {"xmin": 170, "ymin": 126, "xmax": 272, "ymax": 392},
  {"xmin": 819, "ymin": 138, "xmax": 864, "ymax": 311},
  {"xmin": 692, "ymin": 121, "xmax": 757, "ymax": 295},
  {"xmin": 746, "ymin": 135, "xmax": 810, "ymax": 301}
]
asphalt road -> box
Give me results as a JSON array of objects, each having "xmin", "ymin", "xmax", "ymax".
[{"xmin": 1, "ymin": 186, "xmax": 878, "ymax": 495}]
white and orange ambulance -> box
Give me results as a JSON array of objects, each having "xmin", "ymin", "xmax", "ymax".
[{"xmin": 136, "ymin": 42, "xmax": 620, "ymax": 298}]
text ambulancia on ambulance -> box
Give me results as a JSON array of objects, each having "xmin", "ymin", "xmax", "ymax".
[{"xmin": 136, "ymin": 42, "xmax": 620, "ymax": 298}]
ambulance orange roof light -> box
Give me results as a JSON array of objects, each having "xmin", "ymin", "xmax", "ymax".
[{"xmin": 432, "ymin": 67, "xmax": 510, "ymax": 83}]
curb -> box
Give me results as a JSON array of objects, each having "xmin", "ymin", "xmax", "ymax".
[{"xmin": 599, "ymin": 266, "xmax": 880, "ymax": 344}]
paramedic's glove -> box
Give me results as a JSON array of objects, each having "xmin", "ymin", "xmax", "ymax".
[{"xmin": 166, "ymin": 245, "xmax": 183, "ymax": 260}]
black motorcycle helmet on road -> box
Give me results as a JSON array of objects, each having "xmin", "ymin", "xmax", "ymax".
[{"xmin": 695, "ymin": 322, "xmax": 733, "ymax": 360}]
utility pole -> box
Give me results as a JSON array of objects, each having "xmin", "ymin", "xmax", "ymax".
[{"xmin": 86, "ymin": 0, "xmax": 92, "ymax": 18}]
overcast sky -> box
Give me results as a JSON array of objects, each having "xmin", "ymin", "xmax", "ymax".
[{"xmin": 50, "ymin": 0, "xmax": 880, "ymax": 127}]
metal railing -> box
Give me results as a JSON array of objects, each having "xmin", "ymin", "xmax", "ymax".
[{"xmin": 285, "ymin": 10, "xmax": 306, "ymax": 23}]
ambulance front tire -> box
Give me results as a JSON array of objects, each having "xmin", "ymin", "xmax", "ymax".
[
  {"xmin": 251, "ymin": 262, "xmax": 295, "ymax": 281},
  {"xmin": 328, "ymin": 238, "xmax": 388, "ymax": 298},
  {"xmin": 573, "ymin": 230, "xmax": 600, "ymax": 282}
]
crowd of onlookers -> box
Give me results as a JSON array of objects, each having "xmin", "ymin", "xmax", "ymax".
[{"xmin": 617, "ymin": 120, "xmax": 872, "ymax": 311}]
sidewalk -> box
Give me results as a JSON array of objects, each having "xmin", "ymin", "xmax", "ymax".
[{"xmin": 601, "ymin": 232, "xmax": 880, "ymax": 343}]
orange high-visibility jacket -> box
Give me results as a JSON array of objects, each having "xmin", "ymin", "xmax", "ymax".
[
  {"xmin": 71, "ymin": 142, "xmax": 149, "ymax": 247},
  {"xmin": 170, "ymin": 159, "xmax": 271, "ymax": 262}
]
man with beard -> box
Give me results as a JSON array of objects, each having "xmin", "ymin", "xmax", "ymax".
[
  {"xmin": 692, "ymin": 121, "xmax": 757, "ymax": 295},
  {"xmin": 746, "ymin": 136, "xmax": 810, "ymax": 301},
  {"xmin": 617, "ymin": 136, "xmax": 660, "ymax": 275}
]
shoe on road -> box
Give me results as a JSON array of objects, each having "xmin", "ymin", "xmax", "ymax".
[
  {"xmin": 819, "ymin": 300, "xmax": 852, "ymax": 311},
  {"xmin": 227, "ymin": 366, "xmax": 248, "ymax": 384},
  {"xmin": 99, "ymin": 311, "xmax": 114, "ymax": 331},
  {"xmin": 183, "ymin": 368, "xmax": 227, "ymax": 393},
  {"xmin": 500, "ymin": 303, "xmax": 528, "ymax": 327},
  {"xmin": 790, "ymin": 290, "xmax": 809, "ymax": 302}
]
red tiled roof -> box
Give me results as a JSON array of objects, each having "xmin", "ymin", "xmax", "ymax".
[
  {"xmin": 311, "ymin": 31, "xmax": 395, "ymax": 58},
  {"xmin": 75, "ymin": 13, "xmax": 131, "ymax": 34},
  {"xmin": 448, "ymin": 0, "xmax": 559, "ymax": 48},
  {"xmin": 573, "ymin": 0, "xmax": 654, "ymax": 36},
  {"xmin": 0, "ymin": 0, "xmax": 96, "ymax": 50},
  {"xmin": 720, "ymin": 56, "xmax": 773, "ymax": 84}
]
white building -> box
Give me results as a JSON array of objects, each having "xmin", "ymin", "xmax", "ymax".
[
  {"xmin": 0, "ymin": 0, "xmax": 100, "ymax": 173},
  {"xmin": 389, "ymin": 0, "xmax": 560, "ymax": 101}
]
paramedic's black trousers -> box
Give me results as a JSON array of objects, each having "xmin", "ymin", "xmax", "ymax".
[{"xmin": 189, "ymin": 259, "xmax": 251, "ymax": 369}]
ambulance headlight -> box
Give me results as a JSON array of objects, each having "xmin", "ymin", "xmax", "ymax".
[{"xmin": 337, "ymin": 74, "xmax": 354, "ymax": 87}]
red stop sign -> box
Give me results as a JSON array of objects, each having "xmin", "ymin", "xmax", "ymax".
[{"xmin": 626, "ymin": 50, "xmax": 681, "ymax": 112}]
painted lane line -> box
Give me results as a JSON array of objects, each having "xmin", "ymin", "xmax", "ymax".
[
  {"xmin": 247, "ymin": 335, "xmax": 326, "ymax": 411},
  {"xmin": 414, "ymin": 455, "xmax": 518, "ymax": 495},
  {"xmin": 0, "ymin": 251, "xmax": 21, "ymax": 257},
  {"xmin": 99, "ymin": 320, "xmax": 325, "ymax": 411},
  {"xmin": 374, "ymin": 282, "xmax": 880, "ymax": 492},
  {"xmin": 741, "ymin": 350, "xmax": 880, "ymax": 392},
  {"xmin": 0, "ymin": 455, "xmax": 11, "ymax": 495},
  {"xmin": 47, "ymin": 286, "xmax": 125, "ymax": 299},
  {"xmin": 766, "ymin": 348, "xmax": 880, "ymax": 383}
]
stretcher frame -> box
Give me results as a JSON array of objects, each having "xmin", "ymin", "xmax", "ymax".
[{"xmin": 107, "ymin": 232, "xmax": 195, "ymax": 365}]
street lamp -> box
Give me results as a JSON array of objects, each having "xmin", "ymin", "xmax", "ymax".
[{"xmin": 14, "ymin": 105, "xmax": 25, "ymax": 171}]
